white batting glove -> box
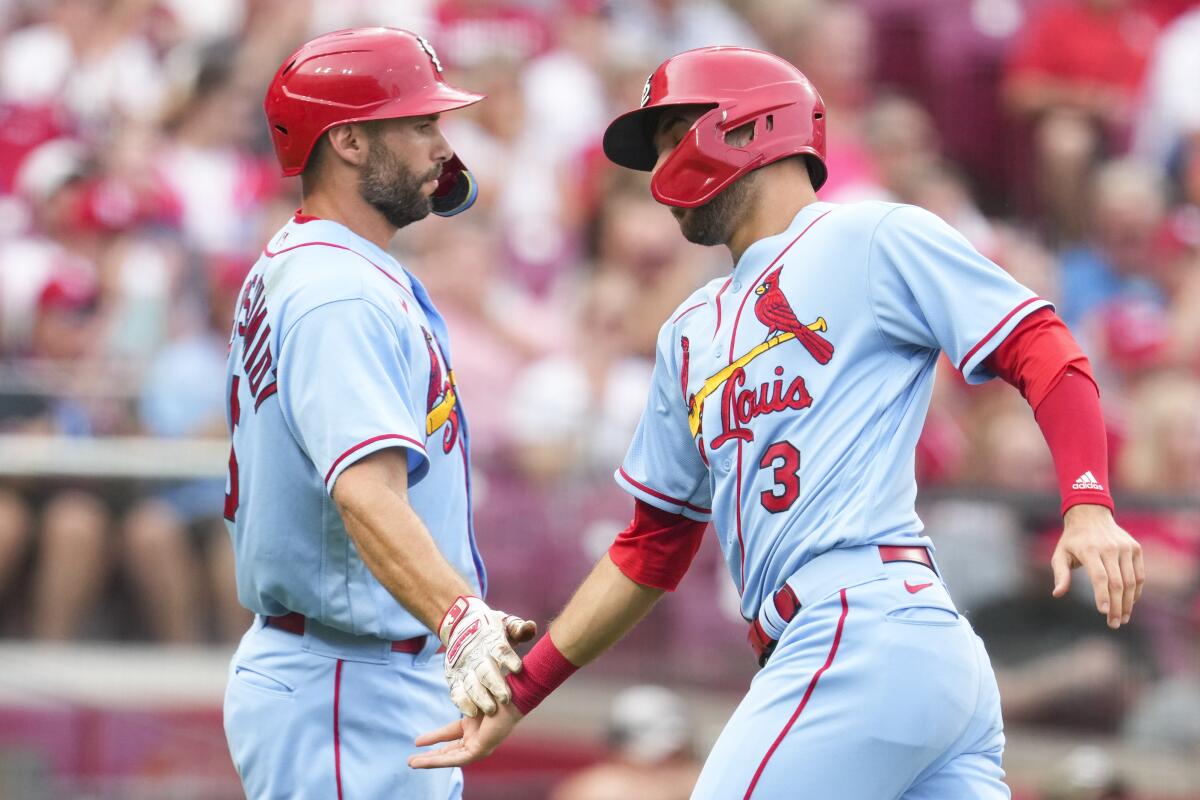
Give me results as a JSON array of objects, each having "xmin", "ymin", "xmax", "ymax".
[{"xmin": 439, "ymin": 596, "xmax": 536, "ymax": 718}]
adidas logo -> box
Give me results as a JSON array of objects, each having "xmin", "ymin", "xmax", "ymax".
[{"xmin": 1072, "ymin": 470, "xmax": 1104, "ymax": 491}]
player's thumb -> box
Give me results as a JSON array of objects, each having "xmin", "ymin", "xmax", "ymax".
[
  {"xmin": 1050, "ymin": 546, "xmax": 1071, "ymax": 598},
  {"xmin": 504, "ymin": 616, "xmax": 537, "ymax": 645},
  {"xmin": 492, "ymin": 641, "xmax": 523, "ymax": 675}
]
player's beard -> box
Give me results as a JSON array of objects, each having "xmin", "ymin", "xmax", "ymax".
[
  {"xmin": 359, "ymin": 137, "xmax": 440, "ymax": 230},
  {"xmin": 673, "ymin": 171, "xmax": 759, "ymax": 247}
]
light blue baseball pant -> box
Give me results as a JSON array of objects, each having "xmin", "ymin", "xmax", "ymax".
[
  {"xmin": 692, "ymin": 546, "xmax": 1009, "ymax": 800},
  {"xmin": 224, "ymin": 616, "xmax": 463, "ymax": 800}
]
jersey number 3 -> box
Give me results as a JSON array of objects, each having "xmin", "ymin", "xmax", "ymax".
[
  {"xmin": 759, "ymin": 440, "xmax": 800, "ymax": 513},
  {"xmin": 224, "ymin": 376, "xmax": 240, "ymax": 522}
]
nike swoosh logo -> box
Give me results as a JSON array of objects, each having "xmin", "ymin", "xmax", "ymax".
[{"xmin": 904, "ymin": 581, "xmax": 933, "ymax": 594}]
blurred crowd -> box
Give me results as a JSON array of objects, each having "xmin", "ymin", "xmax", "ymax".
[{"xmin": 0, "ymin": 0, "xmax": 1197, "ymax": 794}]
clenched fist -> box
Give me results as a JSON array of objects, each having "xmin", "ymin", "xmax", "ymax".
[{"xmin": 438, "ymin": 596, "xmax": 536, "ymax": 717}]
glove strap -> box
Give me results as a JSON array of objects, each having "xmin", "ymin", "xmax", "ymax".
[{"xmin": 438, "ymin": 595, "xmax": 479, "ymax": 645}]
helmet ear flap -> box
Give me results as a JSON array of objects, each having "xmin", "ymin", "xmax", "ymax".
[
  {"xmin": 432, "ymin": 154, "xmax": 478, "ymax": 217},
  {"xmin": 803, "ymin": 154, "xmax": 827, "ymax": 192},
  {"xmin": 650, "ymin": 105, "xmax": 759, "ymax": 207}
]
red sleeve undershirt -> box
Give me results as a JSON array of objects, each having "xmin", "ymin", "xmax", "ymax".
[
  {"xmin": 607, "ymin": 499, "xmax": 708, "ymax": 591},
  {"xmin": 984, "ymin": 307, "xmax": 1114, "ymax": 514}
]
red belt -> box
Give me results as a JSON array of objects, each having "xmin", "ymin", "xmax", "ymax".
[
  {"xmin": 748, "ymin": 546, "xmax": 937, "ymax": 667},
  {"xmin": 266, "ymin": 612, "xmax": 429, "ymax": 654}
]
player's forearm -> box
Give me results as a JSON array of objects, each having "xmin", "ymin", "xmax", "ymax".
[
  {"xmin": 507, "ymin": 502, "xmax": 702, "ymax": 715},
  {"xmin": 987, "ymin": 310, "xmax": 1113, "ymax": 513},
  {"xmin": 506, "ymin": 554, "xmax": 664, "ymax": 716},
  {"xmin": 550, "ymin": 554, "xmax": 666, "ymax": 666},
  {"xmin": 333, "ymin": 461, "xmax": 472, "ymax": 631}
]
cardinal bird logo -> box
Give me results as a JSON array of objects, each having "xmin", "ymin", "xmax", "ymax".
[
  {"xmin": 753, "ymin": 268, "xmax": 834, "ymax": 364},
  {"xmin": 682, "ymin": 267, "xmax": 832, "ymax": 446},
  {"xmin": 424, "ymin": 330, "xmax": 459, "ymax": 453},
  {"xmin": 425, "ymin": 333, "xmax": 442, "ymax": 412}
]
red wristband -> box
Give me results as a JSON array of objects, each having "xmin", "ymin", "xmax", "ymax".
[{"xmin": 506, "ymin": 634, "xmax": 578, "ymax": 716}]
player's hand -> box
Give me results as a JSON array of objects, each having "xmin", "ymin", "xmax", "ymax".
[
  {"xmin": 408, "ymin": 701, "xmax": 524, "ymax": 769},
  {"xmin": 439, "ymin": 596, "xmax": 537, "ymax": 717},
  {"xmin": 1051, "ymin": 504, "xmax": 1145, "ymax": 629}
]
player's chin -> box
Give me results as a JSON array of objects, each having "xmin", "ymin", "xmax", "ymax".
[
  {"xmin": 376, "ymin": 197, "xmax": 433, "ymax": 229},
  {"xmin": 678, "ymin": 214, "xmax": 726, "ymax": 247},
  {"xmin": 412, "ymin": 199, "xmax": 434, "ymax": 222},
  {"xmin": 670, "ymin": 206, "xmax": 692, "ymax": 236}
]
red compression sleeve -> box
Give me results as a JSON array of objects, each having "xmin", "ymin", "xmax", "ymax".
[
  {"xmin": 507, "ymin": 633, "xmax": 578, "ymax": 715},
  {"xmin": 985, "ymin": 307, "xmax": 1091, "ymax": 410},
  {"xmin": 986, "ymin": 309, "xmax": 1114, "ymax": 514},
  {"xmin": 1035, "ymin": 372, "xmax": 1114, "ymax": 514},
  {"xmin": 608, "ymin": 499, "xmax": 708, "ymax": 592}
]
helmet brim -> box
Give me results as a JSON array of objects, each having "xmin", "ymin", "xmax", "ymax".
[
  {"xmin": 602, "ymin": 106, "xmax": 660, "ymax": 171},
  {"xmin": 280, "ymin": 83, "xmax": 485, "ymax": 177},
  {"xmin": 381, "ymin": 82, "xmax": 486, "ymax": 118},
  {"xmin": 602, "ymin": 102, "xmax": 717, "ymax": 172}
]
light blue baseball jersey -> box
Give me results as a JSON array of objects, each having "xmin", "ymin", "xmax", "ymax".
[
  {"xmin": 224, "ymin": 214, "xmax": 485, "ymax": 641},
  {"xmin": 616, "ymin": 201, "xmax": 1050, "ymax": 621}
]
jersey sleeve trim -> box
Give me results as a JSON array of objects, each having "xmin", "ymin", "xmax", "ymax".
[
  {"xmin": 324, "ymin": 433, "xmax": 428, "ymax": 491},
  {"xmin": 615, "ymin": 466, "xmax": 712, "ymax": 521},
  {"xmin": 957, "ymin": 296, "xmax": 1053, "ymax": 380}
]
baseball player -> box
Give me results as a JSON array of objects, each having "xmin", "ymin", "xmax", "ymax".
[
  {"xmin": 221, "ymin": 28, "xmax": 534, "ymax": 799},
  {"xmin": 409, "ymin": 47, "xmax": 1145, "ymax": 799}
]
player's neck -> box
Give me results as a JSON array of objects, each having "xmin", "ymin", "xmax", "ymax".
[
  {"xmin": 301, "ymin": 187, "xmax": 397, "ymax": 251},
  {"xmin": 727, "ymin": 168, "xmax": 819, "ymax": 264}
]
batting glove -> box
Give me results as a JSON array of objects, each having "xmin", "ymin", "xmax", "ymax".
[{"xmin": 439, "ymin": 596, "xmax": 536, "ymax": 717}]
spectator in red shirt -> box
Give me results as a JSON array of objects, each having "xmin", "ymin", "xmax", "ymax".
[{"xmin": 1004, "ymin": 0, "xmax": 1161, "ymax": 242}]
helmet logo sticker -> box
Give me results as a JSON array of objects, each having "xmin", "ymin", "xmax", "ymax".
[
  {"xmin": 416, "ymin": 35, "xmax": 444, "ymax": 73},
  {"xmin": 640, "ymin": 74, "xmax": 652, "ymax": 108}
]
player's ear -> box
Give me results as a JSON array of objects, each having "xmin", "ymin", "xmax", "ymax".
[{"xmin": 326, "ymin": 123, "xmax": 372, "ymax": 168}]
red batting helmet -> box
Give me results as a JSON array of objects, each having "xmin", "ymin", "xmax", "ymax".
[
  {"xmin": 603, "ymin": 47, "xmax": 827, "ymax": 208},
  {"xmin": 265, "ymin": 28, "xmax": 483, "ymax": 215}
]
